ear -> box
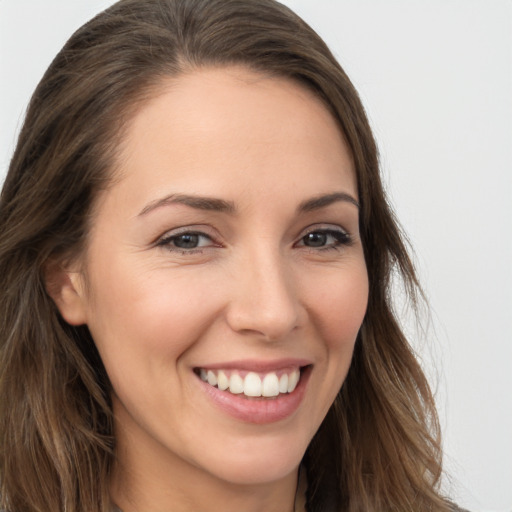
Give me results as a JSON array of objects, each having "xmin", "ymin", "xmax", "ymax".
[{"xmin": 44, "ymin": 260, "xmax": 88, "ymax": 326}]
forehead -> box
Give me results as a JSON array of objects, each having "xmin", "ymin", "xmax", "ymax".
[{"xmin": 103, "ymin": 66, "xmax": 356, "ymax": 214}]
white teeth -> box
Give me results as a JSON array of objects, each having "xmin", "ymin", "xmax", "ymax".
[
  {"xmin": 287, "ymin": 369, "xmax": 300, "ymax": 393},
  {"xmin": 217, "ymin": 370, "xmax": 229, "ymax": 391},
  {"xmin": 207, "ymin": 370, "xmax": 217, "ymax": 387},
  {"xmin": 199, "ymin": 367, "xmax": 303, "ymax": 397},
  {"xmin": 229, "ymin": 373, "xmax": 244, "ymax": 394},
  {"xmin": 278, "ymin": 373, "xmax": 288, "ymax": 394},
  {"xmin": 244, "ymin": 372, "xmax": 262, "ymax": 397},
  {"xmin": 262, "ymin": 373, "xmax": 279, "ymax": 397}
]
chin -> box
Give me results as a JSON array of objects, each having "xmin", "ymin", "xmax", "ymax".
[
  {"xmin": 196, "ymin": 433, "xmax": 309, "ymax": 486},
  {"xmin": 209, "ymin": 459, "xmax": 301, "ymax": 487}
]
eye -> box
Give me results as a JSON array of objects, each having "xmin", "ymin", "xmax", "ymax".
[
  {"xmin": 296, "ymin": 228, "xmax": 352, "ymax": 250},
  {"xmin": 157, "ymin": 231, "xmax": 214, "ymax": 251}
]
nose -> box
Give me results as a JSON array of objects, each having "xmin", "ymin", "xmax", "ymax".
[{"xmin": 225, "ymin": 247, "xmax": 301, "ymax": 341}]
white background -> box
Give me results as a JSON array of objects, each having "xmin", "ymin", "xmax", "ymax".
[{"xmin": 1, "ymin": 1, "xmax": 511, "ymax": 511}]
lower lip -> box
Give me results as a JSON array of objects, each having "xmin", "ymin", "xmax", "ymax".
[{"xmin": 196, "ymin": 366, "xmax": 311, "ymax": 424}]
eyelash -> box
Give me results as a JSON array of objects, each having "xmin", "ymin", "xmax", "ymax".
[
  {"xmin": 156, "ymin": 227, "xmax": 352, "ymax": 254},
  {"xmin": 156, "ymin": 230, "xmax": 215, "ymax": 254},
  {"xmin": 296, "ymin": 228, "xmax": 353, "ymax": 251}
]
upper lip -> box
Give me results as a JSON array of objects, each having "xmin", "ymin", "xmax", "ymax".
[{"xmin": 194, "ymin": 358, "xmax": 312, "ymax": 373}]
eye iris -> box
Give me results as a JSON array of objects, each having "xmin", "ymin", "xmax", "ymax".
[
  {"xmin": 304, "ymin": 232, "xmax": 327, "ymax": 247},
  {"xmin": 174, "ymin": 234, "xmax": 199, "ymax": 249}
]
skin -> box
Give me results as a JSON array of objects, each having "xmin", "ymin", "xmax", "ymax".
[{"xmin": 52, "ymin": 67, "xmax": 369, "ymax": 512}]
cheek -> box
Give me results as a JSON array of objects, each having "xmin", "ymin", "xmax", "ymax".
[
  {"xmin": 129, "ymin": 268, "xmax": 228, "ymax": 348},
  {"xmin": 85, "ymin": 261, "xmax": 224, "ymax": 364},
  {"xmin": 298, "ymin": 259, "xmax": 368, "ymax": 429},
  {"xmin": 305, "ymin": 261, "xmax": 369, "ymax": 350},
  {"xmin": 83, "ymin": 266, "xmax": 227, "ymax": 426}
]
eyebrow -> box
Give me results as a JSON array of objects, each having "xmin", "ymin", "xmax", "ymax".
[
  {"xmin": 138, "ymin": 193, "xmax": 236, "ymax": 216},
  {"xmin": 297, "ymin": 192, "xmax": 360, "ymax": 212},
  {"xmin": 138, "ymin": 190, "xmax": 359, "ymax": 217}
]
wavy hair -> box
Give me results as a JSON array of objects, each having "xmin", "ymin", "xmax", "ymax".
[{"xmin": 0, "ymin": 1, "xmax": 452, "ymax": 510}]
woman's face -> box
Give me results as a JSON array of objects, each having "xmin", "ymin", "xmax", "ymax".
[{"xmin": 63, "ymin": 67, "xmax": 368, "ymax": 488}]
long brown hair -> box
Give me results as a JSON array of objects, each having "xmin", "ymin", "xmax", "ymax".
[{"xmin": 0, "ymin": 1, "xmax": 452, "ymax": 510}]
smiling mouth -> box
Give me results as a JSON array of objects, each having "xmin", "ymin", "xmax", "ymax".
[{"xmin": 194, "ymin": 367, "xmax": 306, "ymax": 398}]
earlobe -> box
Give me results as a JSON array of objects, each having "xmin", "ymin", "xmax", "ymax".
[{"xmin": 44, "ymin": 262, "xmax": 88, "ymax": 326}]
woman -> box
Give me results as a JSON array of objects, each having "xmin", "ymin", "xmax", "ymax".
[{"xmin": 0, "ymin": 0, "xmax": 462, "ymax": 511}]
